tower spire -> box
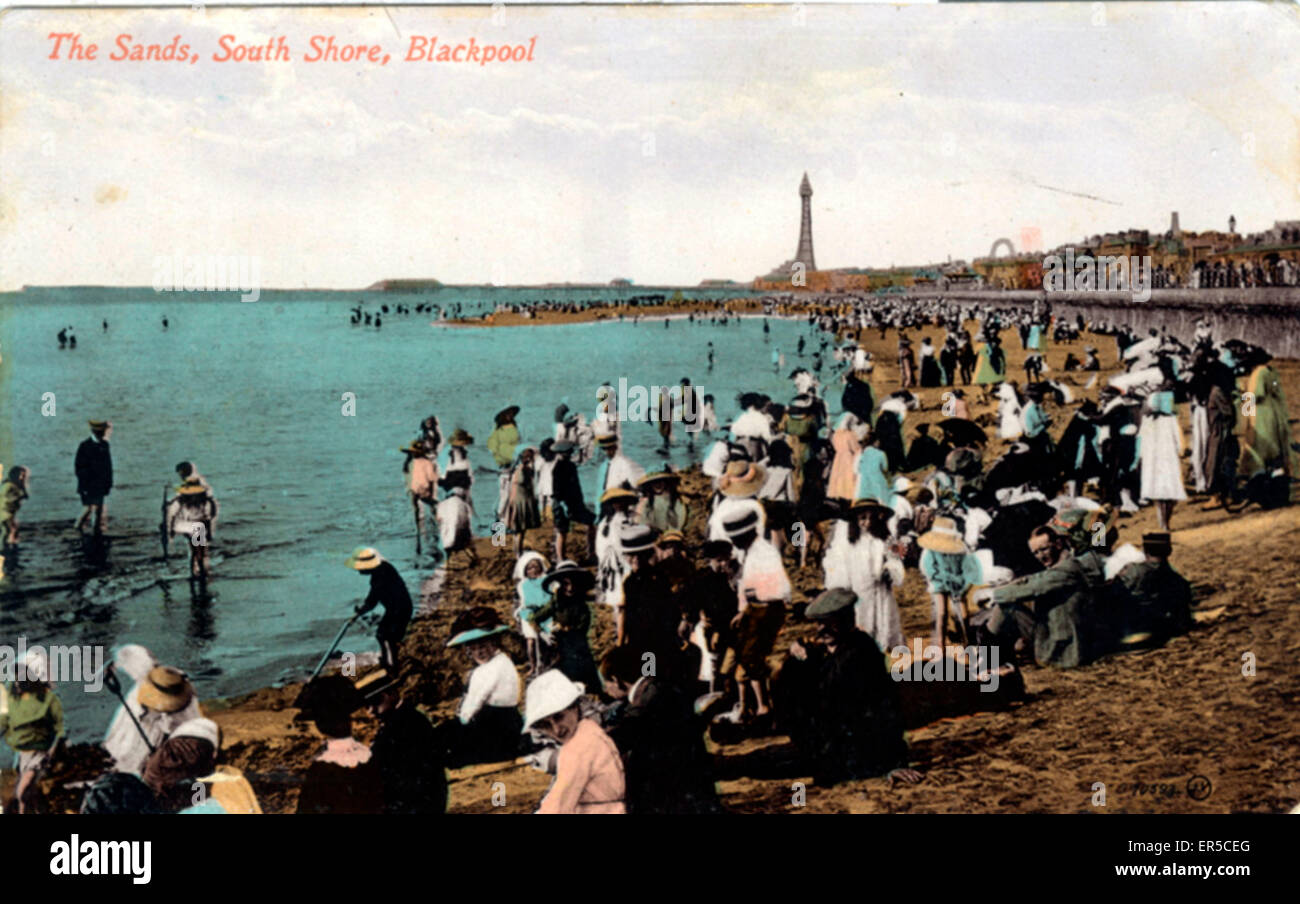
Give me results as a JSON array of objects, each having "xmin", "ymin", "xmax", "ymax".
[{"xmin": 794, "ymin": 173, "xmax": 815, "ymax": 271}]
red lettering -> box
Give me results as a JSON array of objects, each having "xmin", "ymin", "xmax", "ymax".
[{"xmin": 110, "ymin": 33, "xmax": 132, "ymax": 61}]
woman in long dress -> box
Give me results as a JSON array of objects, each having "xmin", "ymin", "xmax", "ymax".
[
  {"xmin": 996, "ymin": 382, "xmax": 1023, "ymax": 440},
  {"xmin": 919, "ymin": 338, "xmax": 944, "ymax": 387},
  {"xmin": 1240, "ymin": 350, "xmax": 1295, "ymax": 479},
  {"xmin": 503, "ymin": 447, "xmax": 542, "ymax": 556},
  {"xmin": 822, "ymin": 500, "xmax": 904, "ymax": 651},
  {"xmin": 975, "ymin": 337, "xmax": 1006, "ymax": 385},
  {"xmin": 855, "ymin": 429, "xmax": 892, "ymax": 506},
  {"xmin": 1139, "ymin": 381, "xmax": 1187, "ymax": 530},
  {"xmin": 827, "ymin": 413, "xmax": 863, "ymax": 502}
]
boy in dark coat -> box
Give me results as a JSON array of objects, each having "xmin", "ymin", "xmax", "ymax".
[{"xmin": 75, "ymin": 419, "xmax": 113, "ymax": 534}]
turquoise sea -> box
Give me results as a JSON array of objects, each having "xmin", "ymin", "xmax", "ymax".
[{"xmin": 0, "ymin": 285, "xmax": 834, "ymax": 740}]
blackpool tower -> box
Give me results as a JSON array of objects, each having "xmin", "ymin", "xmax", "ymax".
[{"xmin": 794, "ymin": 172, "xmax": 816, "ymax": 272}]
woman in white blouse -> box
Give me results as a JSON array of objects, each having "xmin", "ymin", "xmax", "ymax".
[{"xmin": 441, "ymin": 607, "xmax": 523, "ymax": 767}]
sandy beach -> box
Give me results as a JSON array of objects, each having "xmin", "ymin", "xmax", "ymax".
[{"xmin": 10, "ymin": 314, "xmax": 1296, "ymax": 815}]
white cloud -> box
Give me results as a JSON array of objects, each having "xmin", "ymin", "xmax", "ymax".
[{"xmin": 1, "ymin": 2, "xmax": 1298, "ymax": 289}]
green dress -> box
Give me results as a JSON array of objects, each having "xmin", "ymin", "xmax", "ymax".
[
  {"xmin": 974, "ymin": 343, "xmax": 1005, "ymax": 384},
  {"xmin": 1241, "ymin": 364, "xmax": 1295, "ymax": 477}
]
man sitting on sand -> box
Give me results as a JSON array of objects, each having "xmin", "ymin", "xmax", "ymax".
[
  {"xmin": 1111, "ymin": 531, "xmax": 1194, "ymax": 647},
  {"xmin": 972, "ymin": 523, "xmax": 1108, "ymax": 669},
  {"xmin": 773, "ymin": 588, "xmax": 922, "ymax": 787}
]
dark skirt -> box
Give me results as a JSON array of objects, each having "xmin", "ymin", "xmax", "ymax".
[{"xmin": 441, "ymin": 705, "xmax": 524, "ymax": 767}]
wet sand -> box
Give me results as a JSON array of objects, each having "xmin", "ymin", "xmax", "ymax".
[{"xmin": 10, "ymin": 317, "xmax": 1299, "ymax": 814}]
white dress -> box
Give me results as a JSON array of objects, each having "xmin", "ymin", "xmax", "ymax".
[
  {"xmin": 437, "ymin": 491, "xmax": 474, "ymax": 551},
  {"xmin": 595, "ymin": 511, "xmax": 630, "ymax": 608},
  {"xmin": 822, "ymin": 522, "xmax": 905, "ymax": 651},
  {"xmin": 1139, "ymin": 394, "xmax": 1187, "ymax": 501},
  {"xmin": 996, "ymin": 384, "xmax": 1023, "ymax": 440}
]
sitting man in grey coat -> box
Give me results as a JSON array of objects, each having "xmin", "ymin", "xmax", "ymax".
[{"xmin": 972, "ymin": 522, "xmax": 1109, "ymax": 668}]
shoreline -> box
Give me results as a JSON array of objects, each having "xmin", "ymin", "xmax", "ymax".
[{"xmin": 5, "ymin": 319, "xmax": 1298, "ymax": 814}]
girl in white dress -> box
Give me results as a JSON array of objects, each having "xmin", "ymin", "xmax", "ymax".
[
  {"xmin": 821, "ymin": 500, "xmax": 904, "ymax": 651},
  {"xmin": 1139, "ymin": 381, "xmax": 1187, "ymax": 530}
]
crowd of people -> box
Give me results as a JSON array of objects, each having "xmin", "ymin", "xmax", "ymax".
[{"xmin": 3, "ymin": 291, "xmax": 1295, "ymax": 815}]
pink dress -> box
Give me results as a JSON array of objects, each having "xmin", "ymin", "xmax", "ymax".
[
  {"xmin": 827, "ymin": 429, "xmax": 862, "ymax": 501},
  {"xmin": 537, "ymin": 718, "xmax": 626, "ymax": 814},
  {"xmin": 408, "ymin": 457, "xmax": 438, "ymax": 501}
]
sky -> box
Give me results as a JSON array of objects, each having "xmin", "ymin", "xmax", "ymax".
[{"xmin": 1, "ymin": 2, "xmax": 1298, "ymax": 289}]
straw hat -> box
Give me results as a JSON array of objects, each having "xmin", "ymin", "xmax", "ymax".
[
  {"xmin": 637, "ymin": 471, "xmax": 679, "ymax": 490},
  {"xmin": 658, "ymin": 530, "xmax": 685, "ymax": 546},
  {"xmin": 918, "ymin": 516, "xmax": 968, "ymax": 555},
  {"xmin": 344, "ymin": 547, "xmax": 384, "ymax": 571},
  {"xmin": 595, "ymin": 433, "xmax": 619, "ymax": 448},
  {"xmin": 850, "ymin": 497, "xmax": 894, "ymax": 519},
  {"xmin": 138, "ymin": 666, "xmax": 195, "ymax": 714},
  {"xmin": 400, "ymin": 439, "xmax": 427, "ymax": 455},
  {"xmin": 88, "ymin": 419, "xmax": 110, "ymax": 432},
  {"xmin": 600, "ymin": 486, "xmax": 637, "ymax": 505},
  {"xmin": 522, "ymin": 670, "xmax": 585, "ymax": 732},
  {"xmin": 717, "ymin": 460, "xmax": 766, "ymax": 498},
  {"xmin": 448, "ymin": 428, "xmax": 474, "ymax": 446},
  {"xmin": 175, "ymin": 478, "xmax": 208, "ymax": 496}
]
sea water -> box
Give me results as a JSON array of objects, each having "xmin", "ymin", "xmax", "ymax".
[{"xmin": 0, "ymin": 286, "xmax": 829, "ymax": 739}]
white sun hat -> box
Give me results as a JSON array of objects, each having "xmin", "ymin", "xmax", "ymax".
[{"xmin": 522, "ymin": 670, "xmax": 585, "ymax": 732}]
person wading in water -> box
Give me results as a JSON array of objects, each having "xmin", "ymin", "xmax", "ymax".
[
  {"xmin": 74, "ymin": 419, "xmax": 113, "ymax": 535},
  {"xmin": 162, "ymin": 477, "xmax": 219, "ymax": 581}
]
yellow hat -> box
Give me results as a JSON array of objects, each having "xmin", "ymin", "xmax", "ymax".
[
  {"xmin": 600, "ymin": 487, "xmax": 637, "ymax": 505},
  {"xmin": 176, "ymin": 478, "xmax": 208, "ymax": 495},
  {"xmin": 918, "ymin": 517, "xmax": 968, "ymax": 555},
  {"xmin": 345, "ymin": 547, "xmax": 384, "ymax": 570},
  {"xmin": 137, "ymin": 666, "xmax": 195, "ymax": 714}
]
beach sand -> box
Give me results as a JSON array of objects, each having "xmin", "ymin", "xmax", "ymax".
[{"xmin": 8, "ymin": 316, "xmax": 1298, "ymax": 814}]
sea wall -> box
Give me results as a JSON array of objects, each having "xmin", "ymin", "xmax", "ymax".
[{"xmin": 907, "ymin": 288, "xmax": 1300, "ymax": 359}]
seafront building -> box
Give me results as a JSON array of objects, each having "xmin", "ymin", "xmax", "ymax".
[{"xmin": 753, "ymin": 179, "xmax": 1300, "ymax": 292}]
